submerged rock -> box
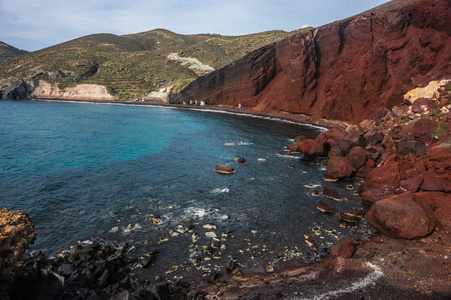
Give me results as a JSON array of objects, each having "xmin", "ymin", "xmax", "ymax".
[{"xmin": 235, "ymin": 157, "xmax": 246, "ymax": 164}]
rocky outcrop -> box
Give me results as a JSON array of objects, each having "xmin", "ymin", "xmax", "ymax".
[
  {"xmin": 171, "ymin": 0, "xmax": 451, "ymax": 124},
  {"xmin": 0, "ymin": 209, "xmax": 36, "ymax": 299},
  {"xmin": 31, "ymin": 80, "xmax": 115, "ymax": 101},
  {"xmin": 366, "ymin": 192, "xmax": 436, "ymax": 239}
]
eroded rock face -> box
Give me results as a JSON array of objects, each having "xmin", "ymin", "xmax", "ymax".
[
  {"xmin": 31, "ymin": 80, "xmax": 114, "ymax": 101},
  {"xmin": 0, "ymin": 208, "xmax": 36, "ymax": 298},
  {"xmin": 171, "ymin": 0, "xmax": 451, "ymax": 124},
  {"xmin": 366, "ymin": 192, "xmax": 436, "ymax": 239}
]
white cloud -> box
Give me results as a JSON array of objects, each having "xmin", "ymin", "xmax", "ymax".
[{"xmin": 0, "ymin": 0, "xmax": 388, "ymax": 51}]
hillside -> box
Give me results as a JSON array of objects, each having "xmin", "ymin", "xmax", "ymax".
[
  {"xmin": 171, "ymin": 0, "xmax": 451, "ymax": 124},
  {"xmin": 0, "ymin": 41, "xmax": 27, "ymax": 62},
  {"xmin": 0, "ymin": 28, "xmax": 307, "ymax": 100}
]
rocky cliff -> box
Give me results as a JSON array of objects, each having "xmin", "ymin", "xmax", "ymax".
[
  {"xmin": 0, "ymin": 209, "xmax": 36, "ymax": 299},
  {"xmin": 171, "ymin": 0, "xmax": 451, "ymax": 124}
]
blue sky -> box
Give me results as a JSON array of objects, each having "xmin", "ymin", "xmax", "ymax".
[{"xmin": 0, "ymin": 0, "xmax": 388, "ymax": 52}]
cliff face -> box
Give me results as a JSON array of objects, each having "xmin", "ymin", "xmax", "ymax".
[
  {"xmin": 171, "ymin": 0, "xmax": 451, "ymax": 124},
  {"xmin": 31, "ymin": 80, "xmax": 115, "ymax": 101}
]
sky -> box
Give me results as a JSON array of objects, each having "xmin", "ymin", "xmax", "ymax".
[{"xmin": 0, "ymin": 0, "xmax": 388, "ymax": 52}]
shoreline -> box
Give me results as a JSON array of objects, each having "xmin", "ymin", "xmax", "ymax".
[
  {"xmin": 3, "ymin": 96, "xmax": 451, "ymax": 298},
  {"xmin": 30, "ymin": 97, "xmax": 346, "ymax": 129}
]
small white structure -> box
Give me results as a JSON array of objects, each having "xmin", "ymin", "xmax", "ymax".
[{"xmin": 200, "ymin": 101, "xmax": 206, "ymax": 106}]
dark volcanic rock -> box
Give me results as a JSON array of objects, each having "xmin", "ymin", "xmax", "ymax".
[
  {"xmin": 366, "ymin": 192, "xmax": 436, "ymax": 239},
  {"xmin": 170, "ymin": 0, "xmax": 451, "ymax": 124}
]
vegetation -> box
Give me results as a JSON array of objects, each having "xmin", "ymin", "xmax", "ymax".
[{"xmin": 0, "ymin": 28, "xmax": 309, "ymax": 99}]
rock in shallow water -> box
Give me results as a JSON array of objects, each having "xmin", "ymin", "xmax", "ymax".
[{"xmin": 214, "ymin": 164, "xmax": 235, "ymax": 174}]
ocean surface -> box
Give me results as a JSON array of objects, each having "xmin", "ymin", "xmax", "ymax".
[{"xmin": 0, "ymin": 100, "xmax": 371, "ymax": 276}]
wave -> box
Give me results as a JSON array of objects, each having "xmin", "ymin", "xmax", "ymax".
[{"xmin": 210, "ymin": 187, "xmax": 230, "ymax": 194}]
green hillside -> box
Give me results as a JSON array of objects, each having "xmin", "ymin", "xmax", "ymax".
[
  {"xmin": 0, "ymin": 28, "xmax": 309, "ymax": 100},
  {"xmin": 0, "ymin": 41, "xmax": 28, "ymax": 63}
]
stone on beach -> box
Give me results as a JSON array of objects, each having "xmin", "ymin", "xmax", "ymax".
[
  {"xmin": 330, "ymin": 239, "xmax": 354, "ymax": 259},
  {"xmin": 323, "ymin": 186, "xmax": 342, "ymax": 201},
  {"xmin": 366, "ymin": 192, "xmax": 436, "ymax": 239},
  {"xmin": 317, "ymin": 199, "xmax": 334, "ymax": 213}
]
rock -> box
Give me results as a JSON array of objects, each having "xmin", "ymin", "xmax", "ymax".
[
  {"xmin": 363, "ymin": 161, "xmax": 400, "ymax": 192},
  {"xmin": 339, "ymin": 212, "xmax": 360, "ymax": 223},
  {"xmin": 286, "ymin": 142, "xmax": 302, "ymax": 152},
  {"xmin": 328, "ymin": 145, "xmax": 344, "ymax": 158},
  {"xmin": 214, "ymin": 164, "xmax": 235, "ymax": 174},
  {"xmin": 235, "ymin": 157, "xmax": 246, "ymax": 164},
  {"xmin": 346, "ymin": 146, "xmax": 367, "ymax": 170},
  {"xmin": 364, "ymin": 129, "xmax": 384, "ymax": 146},
  {"xmin": 58, "ymin": 263, "xmax": 75, "ymax": 277},
  {"xmin": 412, "ymin": 118, "xmax": 438, "ymax": 143},
  {"xmin": 366, "ymin": 192, "xmax": 436, "ymax": 239},
  {"xmin": 112, "ymin": 290, "xmax": 138, "ymax": 300},
  {"xmin": 400, "ymin": 175, "xmax": 424, "ymax": 192},
  {"xmin": 325, "ymin": 157, "xmax": 356, "ymax": 180},
  {"xmin": 359, "ymin": 119, "xmax": 376, "ymax": 133},
  {"xmin": 301, "ymin": 139, "xmax": 329, "ymax": 157},
  {"xmin": 344, "ymin": 130, "xmax": 366, "ymax": 148},
  {"xmin": 396, "ymin": 141, "xmax": 426, "ymax": 156},
  {"xmin": 361, "ymin": 188, "xmax": 395, "ymax": 205},
  {"xmin": 420, "ymin": 173, "xmax": 451, "ymax": 192},
  {"xmin": 347, "ymin": 209, "xmax": 365, "ymax": 218},
  {"xmin": 226, "ymin": 259, "xmax": 236, "ymax": 270},
  {"xmin": 317, "ymin": 199, "xmax": 334, "ymax": 213},
  {"xmin": 323, "ymin": 186, "xmax": 342, "ymax": 201},
  {"xmin": 294, "ymin": 135, "xmax": 307, "ymax": 142},
  {"xmin": 0, "ymin": 209, "xmax": 37, "ymax": 297},
  {"xmin": 330, "ymin": 239, "xmax": 354, "ymax": 259},
  {"xmin": 430, "ymin": 147, "xmax": 451, "ymax": 161},
  {"xmin": 388, "ymin": 125, "xmax": 402, "ymax": 139}
]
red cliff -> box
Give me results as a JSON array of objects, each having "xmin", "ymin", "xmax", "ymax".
[{"xmin": 170, "ymin": 0, "xmax": 451, "ymax": 124}]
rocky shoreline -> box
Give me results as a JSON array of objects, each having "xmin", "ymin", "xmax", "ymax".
[{"xmin": 1, "ymin": 80, "xmax": 451, "ymax": 299}]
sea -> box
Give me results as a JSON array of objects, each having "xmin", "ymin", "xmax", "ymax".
[{"xmin": 0, "ymin": 99, "xmax": 372, "ymax": 277}]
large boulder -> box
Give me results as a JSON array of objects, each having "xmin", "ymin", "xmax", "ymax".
[
  {"xmin": 346, "ymin": 146, "xmax": 367, "ymax": 170},
  {"xmin": 301, "ymin": 139, "xmax": 329, "ymax": 157},
  {"xmin": 420, "ymin": 172, "xmax": 451, "ymax": 192},
  {"xmin": 324, "ymin": 157, "xmax": 356, "ymax": 180},
  {"xmin": 363, "ymin": 160, "xmax": 400, "ymax": 192},
  {"xmin": 0, "ymin": 209, "xmax": 37, "ymax": 298},
  {"xmin": 366, "ymin": 192, "xmax": 436, "ymax": 239},
  {"xmin": 412, "ymin": 118, "xmax": 437, "ymax": 143}
]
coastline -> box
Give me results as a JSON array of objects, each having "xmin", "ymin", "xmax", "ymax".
[
  {"xmin": 33, "ymin": 97, "xmax": 346, "ymax": 129},
  {"xmin": 2, "ymin": 97, "xmax": 450, "ymax": 299}
]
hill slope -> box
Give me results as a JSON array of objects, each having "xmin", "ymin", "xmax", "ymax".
[
  {"xmin": 0, "ymin": 28, "xmax": 307, "ymax": 100},
  {"xmin": 0, "ymin": 41, "xmax": 27, "ymax": 62},
  {"xmin": 171, "ymin": 0, "xmax": 451, "ymax": 124}
]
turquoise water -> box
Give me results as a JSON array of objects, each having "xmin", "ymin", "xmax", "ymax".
[{"xmin": 0, "ymin": 100, "xmax": 369, "ymax": 275}]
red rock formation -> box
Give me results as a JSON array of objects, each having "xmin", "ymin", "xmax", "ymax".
[{"xmin": 171, "ymin": 0, "xmax": 451, "ymax": 124}]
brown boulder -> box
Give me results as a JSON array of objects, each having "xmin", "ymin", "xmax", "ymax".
[
  {"xmin": 328, "ymin": 145, "xmax": 344, "ymax": 158},
  {"xmin": 329, "ymin": 239, "xmax": 354, "ymax": 259},
  {"xmin": 301, "ymin": 139, "xmax": 329, "ymax": 156},
  {"xmin": 396, "ymin": 141, "xmax": 426, "ymax": 156},
  {"xmin": 214, "ymin": 164, "xmax": 235, "ymax": 174},
  {"xmin": 415, "ymin": 191, "xmax": 451, "ymax": 224},
  {"xmin": 366, "ymin": 192, "xmax": 436, "ymax": 239},
  {"xmin": 400, "ymin": 175, "xmax": 424, "ymax": 192},
  {"xmin": 358, "ymin": 119, "xmax": 376, "ymax": 133},
  {"xmin": 430, "ymin": 147, "xmax": 451, "ymax": 161},
  {"xmin": 286, "ymin": 142, "xmax": 302, "ymax": 152},
  {"xmin": 323, "ymin": 186, "xmax": 342, "ymax": 201},
  {"xmin": 344, "ymin": 130, "xmax": 365, "ymax": 148},
  {"xmin": 317, "ymin": 199, "xmax": 334, "ymax": 213},
  {"xmin": 420, "ymin": 172, "xmax": 451, "ymax": 192},
  {"xmin": 363, "ymin": 160, "xmax": 400, "ymax": 192},
  {"xmin": 346, "ymin": 146, "xmax": 367, "ymax": 170},
  {"xmin": 325, "ymin": 157, "xmax": 356, "ymax": 180},
  {"xmin": 361, "ymin": 188, "xmax": 395, "ymax": 205},
  {"xmin": 294, "ymin": 135, "xmax": 307, "ymax": 143},
  {"xmin": 412, "ymin": 118, "xmax": 437, "ymax": 143}
]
